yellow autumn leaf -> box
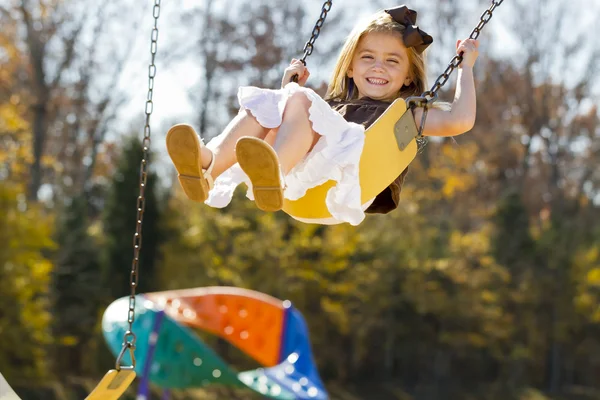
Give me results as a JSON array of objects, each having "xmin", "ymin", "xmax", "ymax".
[
  {"xmin": 586, "ymin": 268, "xmax": 600, "ymax": 285},
  {"xmin": 481, "ymin": 290, "xmax": 497, "ymax": 303},
  {"xmin": 59, "ymin": 336, "xmax": 79, "ymax": 346},
  {"xmin": 593, "ymin": 307, "xmax": 600, "ymax": 323},
  {"xmin": 574, "ymin": 293, "xmax": 594, "ymax": 310},
  {"xmin": 0, "ymin": 104, "xmax": 29, "ymax": 131}
]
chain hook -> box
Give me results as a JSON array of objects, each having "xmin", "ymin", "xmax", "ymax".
[{"xmin": 115, "ymin": 338, "xmax": 137, "ymax": 371}]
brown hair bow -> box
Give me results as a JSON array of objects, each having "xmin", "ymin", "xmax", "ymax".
[{"xmin": 385, "ymin": 5, "xmax": 433, "ymax": 54}]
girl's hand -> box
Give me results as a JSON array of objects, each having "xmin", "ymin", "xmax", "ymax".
[
  {"xmin": 456, "ymin": 39, "xmax": 479, "ymax": 69},
  {"xmin": 282, "ymin": 58, "xmax": 310, "ymax": 87}
]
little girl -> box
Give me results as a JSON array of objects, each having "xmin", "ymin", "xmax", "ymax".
[{"xmin": 166, "ymin": 5, "xmax": 479, "ymax": 226}]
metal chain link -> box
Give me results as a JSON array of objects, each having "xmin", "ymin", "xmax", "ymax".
[
  {"xmin": 300, "ymin": 0, "xmax": 333, "ymax": 63},
  {"xmin": 292, "ymin": 0, "xmax": 332, "ymax": 83},
  {"xmin": 115, "ymin": 0, "xmax": 160, "ymax": 371},
  {"xmin": 407, "ymin": 0, "xmax": 504, "ymax": 110}
]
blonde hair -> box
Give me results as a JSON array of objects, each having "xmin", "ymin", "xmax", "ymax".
[{"xmin": 325, "ymin": 10, "xmax": 428, "ymax": 102}]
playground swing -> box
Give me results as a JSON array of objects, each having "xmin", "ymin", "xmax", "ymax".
[
  {"xmin": 83, "ymin": 1, "xmax": 161, "ymax": 399},
  {"xmin": 81, "ymin": 1, "xmax": 504, "ymax": 399},
  {"xmin": 282, "ymin": 0, "xmax": 505, "ymax": 221}
]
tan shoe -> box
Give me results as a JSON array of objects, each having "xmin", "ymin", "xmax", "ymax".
[
  {"xmin": 166, "ymin": 124, "xmax": 215, "ymax": 203},
  {"xmin": 236, "ymin": 137, "xmax": 284, "ymax": 212}
]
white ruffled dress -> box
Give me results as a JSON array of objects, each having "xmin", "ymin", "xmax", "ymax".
[{"xmin": 204, "ymin": 82, "xmax": 374, "ymax": 226}]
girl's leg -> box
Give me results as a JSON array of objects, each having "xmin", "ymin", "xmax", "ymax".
[
  {"xmin": 271, "ymin": 92, "xmax": 320, "ymax": 174},
  {"xmin": 166, "ymin": 109, "xmax": 268, "ymax": 203},
  {"xmin": 204, "ymin": 93, "xmax": 316, "ymax": 179},
  {"xmin": 234, "ymin": 92, "xmax": 319, "ymax": 212},
  {"xmin": 203, "ymin": 109, "xmax": 270, "ymax": 178}
]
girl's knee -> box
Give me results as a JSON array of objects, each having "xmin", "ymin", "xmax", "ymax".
[
  {"xmin": 241, "ymin": 108, "xmax": 266, "ymax": 127},
  {"xmin": 285, "ymin": 92, "xmax": 312, "ymax": 114},
  {"xmin": 240, "ymin": 108, "xmax": 256, "ymax": 122}
]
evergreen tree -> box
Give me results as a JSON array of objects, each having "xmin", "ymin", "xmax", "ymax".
[
  {"xmin": 52, "ymin": 194, "xmax": 104, "ymax": 375},
  {"xmin": 492, "ymin": 191, "xmax": 536, "ymax": 270},
  {"xmin": 102, "ymin": 134, "xmax": 163, "ymax": 300},
  {"xmin": 491, "ymin": 191, "xmax": 541, "ymax": 387}
]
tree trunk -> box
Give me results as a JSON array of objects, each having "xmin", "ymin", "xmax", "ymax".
[
  {"xmin": 20, "ymin": 0, "xmax": 49, "ymax": 200},
  {"xmin": 29, "ymin": 103, "xmax": 48, "ymax": 200},
  {"xmin": 550, "ymin": 339, "xmax": 561, "ymax": 393},
  {"xmin": 197, "ymin": 0, "xmax": 215, "ymax": 137}
]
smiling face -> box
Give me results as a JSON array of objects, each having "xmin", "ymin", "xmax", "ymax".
[{"xmin": 347, "ymin": 31, "xmax": 412, "ymax": 101}]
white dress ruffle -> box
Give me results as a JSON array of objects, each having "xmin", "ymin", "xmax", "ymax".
[{"xmin": 205, "ymin": 82, "xmax": 373, "ymax": 226}]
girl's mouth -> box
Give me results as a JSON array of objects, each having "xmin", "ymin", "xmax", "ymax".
[{"xmin": 366, "ymin": 77, "xmax": 388, "ymax": 85}]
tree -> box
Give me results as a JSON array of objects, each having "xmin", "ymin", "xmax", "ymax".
[
  {"xmin": 101, "ymin": 134, "xmax": 163, "ymax": 300},
  {"xmin": 51, "ymin": 194, "xmax": 104, "ymax": 376},
  {"xmin": 0, "ymin": 6, "xmax": 32, "ymax": 185},
  {"xmin": 5, "ymin": 0, "xmax": 141, "ymax": 200}
]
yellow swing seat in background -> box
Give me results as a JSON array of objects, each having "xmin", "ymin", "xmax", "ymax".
[
  {"xmin": 282, "ymin": 98, "xmax": 420, "ymax": 221},
  {"xmin": 0, "ymin": 370, "xmax": 135, "ymax": 400},
  {"xmin": 85, "ymin": 369, "xmax": 136, "ymax": 400}
]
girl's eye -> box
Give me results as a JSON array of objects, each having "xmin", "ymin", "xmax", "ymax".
[
  {"xmin": 361, "ymin": 55, "xmax": 373, "ymax": 59},
  {"xmin": 387, "ymin": 59, "xmax": 399, "ymax": 64}
]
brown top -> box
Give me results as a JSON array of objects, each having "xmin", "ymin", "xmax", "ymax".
[{"xmin": 327, "ymin": 97, "xmax": 409, "ymax": 215}]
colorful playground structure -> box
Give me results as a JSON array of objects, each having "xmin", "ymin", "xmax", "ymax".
[{"xmin": 102, "ymin": 286, "xmax": 328, "ymax": 399}]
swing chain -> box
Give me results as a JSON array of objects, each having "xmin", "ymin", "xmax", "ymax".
[
  {"xmin": 116, "ymin": 0, "xmax": 161, "ymax": 371},
  {"xmin": 407, "ymin": 0, "xmax": 503, "ymax": 110},
  {"xmin": 300, "ymin": 0, "xmax": 333, "ymax": 64}
]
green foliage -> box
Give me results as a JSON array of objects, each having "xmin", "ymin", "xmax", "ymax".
[
  {"xmin": 157, "ymin": 182, "xmax": 514, "ymax": 385},
  {"xmin": 0, "ymin": 183, "xmax": 54, "ymax": 382},
  {"xmin": 492, "ymin": 191, "xmax": 537, "ymax": 268}
]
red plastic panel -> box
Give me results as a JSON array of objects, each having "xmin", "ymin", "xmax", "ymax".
[{"xmin": 146, "ymin": 287, "xmax": 285, "ymax": 367}]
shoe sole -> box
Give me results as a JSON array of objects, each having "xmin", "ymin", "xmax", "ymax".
[
  {"xmin": 236, "ymin": 137, "xmax": 283, "ymax": 212},
  {"xmin": 166, "ymin": 124, "xmax": 209, "ymax": 202}
]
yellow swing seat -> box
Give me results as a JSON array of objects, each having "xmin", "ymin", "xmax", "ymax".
[
  {"xmin": 85, "ymin": 369, "xmax": 136, "ymax": 400},
  {"xmin": 0, "ymin": 370, "xmax": 136, "ymax": 400},
  {"xmin": 282, "ymin": 98, "xmax": 419, "ymax": 221}
]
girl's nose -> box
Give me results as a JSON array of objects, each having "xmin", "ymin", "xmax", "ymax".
[{"xmin": 372, "ymin": 60, "xmax": 384, "ymax": 71}]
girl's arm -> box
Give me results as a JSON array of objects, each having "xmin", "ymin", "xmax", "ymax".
[{"xmin": 413, "ymin": 39, "xmax": 479, "ymax": 137}]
